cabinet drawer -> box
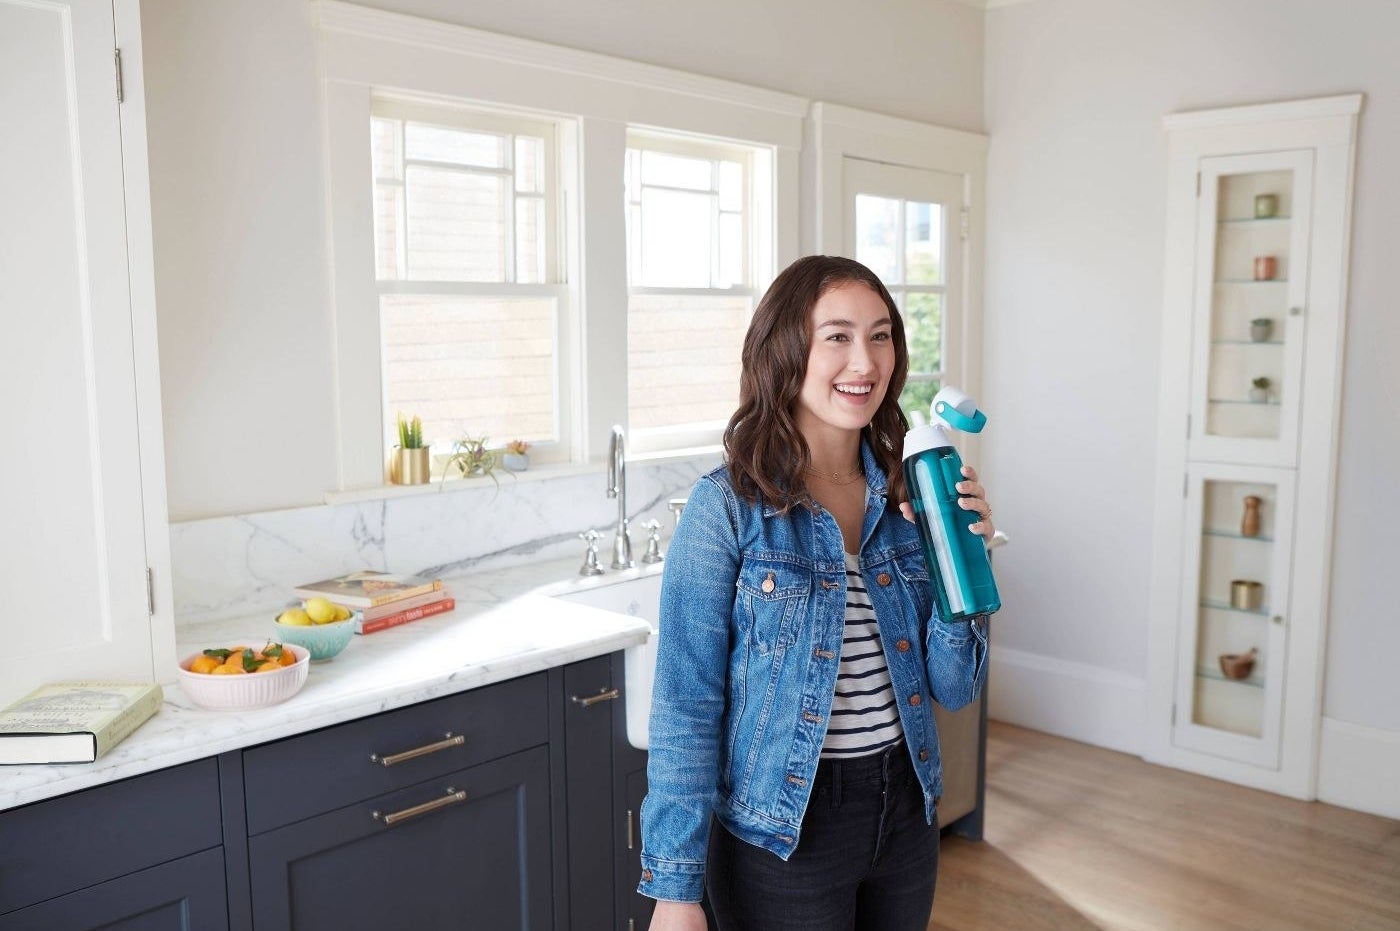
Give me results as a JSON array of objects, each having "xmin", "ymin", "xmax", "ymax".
[
  {"xmin": 243, "ymin": 673, "xmax": 547, "ymax": 834},
  {"xmin": 0, "ymin": 759, "xmax": 221, "ymax": 916}
]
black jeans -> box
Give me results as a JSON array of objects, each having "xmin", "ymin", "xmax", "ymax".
[{"xmin": 705, "ymin": 742, "xmax": 939, "ymax": 931}]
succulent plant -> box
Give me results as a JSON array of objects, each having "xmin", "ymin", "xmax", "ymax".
[{"xmin": 396, "ymin": 412, "xmax": 425, "ymax": 449}]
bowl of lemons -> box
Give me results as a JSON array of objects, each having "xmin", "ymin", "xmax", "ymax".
[{"xmin": 273, "ymin": 597, "xmax": 357, "ymax": 661}]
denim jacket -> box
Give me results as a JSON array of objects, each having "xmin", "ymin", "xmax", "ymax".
[{"xmin": 638, "ymin": 441, "xmax": 989, "ymax": 903}]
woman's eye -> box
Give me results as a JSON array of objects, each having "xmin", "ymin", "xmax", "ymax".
[
  {"xmin": 826, "ymin": 333, "xmax": 850, "ymax": 342},
  {"xmin": 872, "ymin": 332, "xmax": 892, "ymax": 342}
]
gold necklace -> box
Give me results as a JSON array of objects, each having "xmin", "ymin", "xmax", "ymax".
[{"xmin": 805, "ymin": 465, "xmax": 863, "ymax": 486}]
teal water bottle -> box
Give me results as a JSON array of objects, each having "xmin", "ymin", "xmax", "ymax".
[{"xmin": 902, "ymin": 387, "xmax": 1001, "ymax": 621}]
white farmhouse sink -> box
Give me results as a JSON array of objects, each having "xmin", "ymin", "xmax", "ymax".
[{"xmin": 550, "ymin": 569, "xmax": 662, "ymax": 750}]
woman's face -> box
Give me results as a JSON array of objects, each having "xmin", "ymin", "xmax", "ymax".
[{"xmin": 793, "ymin": 282, "xmax": 895, "ymax": 443}]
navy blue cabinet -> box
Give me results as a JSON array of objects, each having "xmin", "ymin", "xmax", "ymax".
[
  {"xmin": 0, "ymin": 760, "xmax": 226, "ymax": 930},
  {"xmin": 0, "ymin": 654, "xmax": 639, "ymax": 931}
]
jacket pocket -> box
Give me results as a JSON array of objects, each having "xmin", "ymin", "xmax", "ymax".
[
  {"xmin": 893, "ymin": 549, "xmax": 935, "ymax": 624},
  {"xmin": 735, "ymin": 559, "xmax": 809, "ymax": 653}
]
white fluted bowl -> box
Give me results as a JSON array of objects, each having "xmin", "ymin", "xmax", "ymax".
[{"xmin": 176, "ymin": 644, "xmax": 310, "ymax": 711}]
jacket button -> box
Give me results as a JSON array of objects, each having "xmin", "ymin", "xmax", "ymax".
[
  {"xmin": 918, "ymin": 748, "xmax": 929, "ymax": 761},
  {"xmin": 908, "ymin": 693, "xmax": 922, "ymax": 706},
  {"xmin": 642, "ymin": 869, "xmax": 653, "ymax": 882},
  {"xmin": 876, "ymin": 572, "xmax": 892, "ymax": 586},
  {"xmin": 895, "ymin": 639, "xmax": 910, "ymax": 652}
]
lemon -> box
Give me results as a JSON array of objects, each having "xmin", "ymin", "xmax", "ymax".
[
  {"xmin": 333, "ymin": 604, "xmax": 352, "ymax": 621},
  {"xmin": 304, "ymin": 597, "xmax": 339, "ymax": 624},
  {"xmin": 278, "ymin": 607, "xmax": 313, "ymax": 627}
]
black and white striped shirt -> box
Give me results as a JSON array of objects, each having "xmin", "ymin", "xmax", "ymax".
[{"xmin": 821, "ymin": 553, "xmax": 905, "ymax": 757}]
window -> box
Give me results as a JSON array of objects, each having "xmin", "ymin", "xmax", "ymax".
[
  {"xmin": 624, "ymin": 131, "xmax": 773, "ymax": 453},
  {"xmin": 370, "ymin": 100, "xmax": 566, "ymax": 461},
  {"xmin": 845, "ymin": 159, "xmax": 964, "ymax": 417}
]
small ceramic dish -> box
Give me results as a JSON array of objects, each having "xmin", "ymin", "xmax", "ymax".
[
  {"xmin": 273, "ymin": 614, "xmax": 357, "ymax": 661},
  {"xmin": 177, "ymin": 644, "xmax": 310, "ymax": 711}
]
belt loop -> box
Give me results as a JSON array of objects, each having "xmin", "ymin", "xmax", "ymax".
[{"xmin": 831, "ymin": 759, "xmax": 843, "ymax": 809}]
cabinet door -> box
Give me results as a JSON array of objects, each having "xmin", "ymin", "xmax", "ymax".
[
  {"xmin": 563, "ymin": 656, "xmax": 618, "ymax": 930},
  {"xmin": 249, "ymin": 747, "xmax": 551, "ymax": 931},
  {"xmin": 1173, "ymin": 464, "xmax": 1295, "ymax": 768},
  {"xmin": 0, "ymin": 0, "xmax": 158, "ymax": 701},
  {"xmin": 1187, "ymin": 151, "xmax": 1313, "ymax": 468},
  {"xmin": 0, "ymin": 847, "xmax": 227, "ymax": 931},
  {"xmin": 619, "ymin": 768, "xmax": 654, "ymax": 931}
]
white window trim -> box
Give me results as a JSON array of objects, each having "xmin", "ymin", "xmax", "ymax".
[
  {"xmin": 318, "ymin": 0, "xmax": 802, "ymax": 493},
  {"xmin": 811, "ymin": 102, "xmax": 989, "ymax": 458}
]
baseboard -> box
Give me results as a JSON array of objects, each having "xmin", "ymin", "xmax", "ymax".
[
  {"xmin": 1317, "ymin": 717, "xmax": 1400, "ymax": 820},
  {"xmin": 987, "ymin": 645, "xmax": 1146, "ymax": 756}
]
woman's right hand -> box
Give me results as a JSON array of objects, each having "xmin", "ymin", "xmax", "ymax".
[{"xmin": 649, "ymin": 900, "xmax": 708, "ymax": 931}]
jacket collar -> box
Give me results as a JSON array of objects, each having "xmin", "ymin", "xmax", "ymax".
[{"xmin": 757, "ymin": 435, "xmax": 890, "ymax": 517}]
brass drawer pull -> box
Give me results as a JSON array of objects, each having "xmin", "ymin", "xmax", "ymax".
[
  {"xmin": 373, "ymin": 787, "xmax": 466, "ymax": 827},
  {"xmin": 626, "ymin": 808, "xmax": 635, "ymax": 850},
  {"xmin": 370, "ymin": 732, "xmax": 464, "ymax": 767},
  {"xmin": 572, "ymin": 687, "xmax": 620, "ymax": 708}
]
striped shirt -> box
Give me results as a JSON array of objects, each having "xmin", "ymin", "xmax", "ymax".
[{"xmin": 821, "ymin": 553, "xmax": 905, "ymax": 758}]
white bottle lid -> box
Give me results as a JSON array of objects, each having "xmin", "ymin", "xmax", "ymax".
[{"xmin": 903, "ymin": 411, "xmax": 953, "ymax": 461}]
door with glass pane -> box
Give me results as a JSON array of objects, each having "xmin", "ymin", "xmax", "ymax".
[
  {"xmin": 1173, "ymin": 464, "xmax": 1295, "ymax": 769},
  {"xmin": 843, "ymin": 159, "xmax": 964, "ymax": 416},
  {"xmin": 1188, "ymin": 151, "xmax": 1313, "ymax": 468}
]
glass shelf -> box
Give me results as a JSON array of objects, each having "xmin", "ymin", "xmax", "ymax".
[
  {"xmin": 1217, "ymin": 215, "xmax": 1292, "ymax": 225},
  {"xmin": 1203, "ymin": 528, "xmax": 1273, "ymax": 542},
  {"xmin": 1211, "ymin": 339, "xmax": 1284, "ymax": 346},
  {"xmin": 1208, "ymin": 399, "xmax": 1280, "ymax": 407},
  {"xmin": 1200, "ymin": 599, "xmax": 1271, "ymax": 617},
  {"xmin": 1196, "ymin": 666, "xmax": 1264, "ymax": 689}
]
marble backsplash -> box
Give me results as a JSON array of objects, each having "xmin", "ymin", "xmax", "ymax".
[{"xmin": 170, "ymin": 455, "xmax": 718, "ymax": 626}]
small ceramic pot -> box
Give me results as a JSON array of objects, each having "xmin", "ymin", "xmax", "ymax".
[
  {"xmin": 1253, "ymin": 256, "xmax": 1278, "ymax": 281},
  {"xmin": 1250, "ymin": 319, "xmax": 1273, "ymax": 342},
  {"xmin": 1249, "ymin": 387, "xmax": 1269, "ymax": 403},
  {"xmin": 1254, "ymin": 194, "xmax": 1278, "ymax": 219},
  {"xmin": 502, "ymin": 452, "xmax": 530, "ymax": 472}
]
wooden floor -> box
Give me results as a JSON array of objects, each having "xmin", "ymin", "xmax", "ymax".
[{"xmin": 929, "ymin": 722, "xmax": 1400, "ymax": 931}]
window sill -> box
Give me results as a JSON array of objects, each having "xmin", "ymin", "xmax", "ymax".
[{"xmin": 322, "ymin": 446, "xmax": 723, "ymax": 507}]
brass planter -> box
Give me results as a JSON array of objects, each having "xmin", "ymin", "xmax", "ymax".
[
  {"xmin": 390, "ymin": 447, "xmax": 431, "ymax": 485},
  {"xmin": 1230, "ymin": 579, "xmax": 1263, "ymax": 611}
]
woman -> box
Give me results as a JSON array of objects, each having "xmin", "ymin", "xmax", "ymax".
[{"xmin": 640, "ymin": 255, "xmax": 995, "ymax": 931}]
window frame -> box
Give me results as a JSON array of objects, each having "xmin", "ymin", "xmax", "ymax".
[
  {"xmin": 319, "ymin": 4, "xmax": 805, "ymax": 494},
  {"xmin": 369, "ymin": 98, "xmax": 573, "ymax": 467},
  {"xmin": 624, "ymin": 129, "xmax": 774, "ymax": 454}
]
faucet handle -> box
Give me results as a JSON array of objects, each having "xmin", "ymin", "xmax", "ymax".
[
  {"xmin": 667, "ymin": 498, "xmax": 688, "ymax": 526},
  {"xmin": 578, "ymin": 530, "xmax": 605, "ymax": 576},
  {"xmin": 640, "ymin": 520, "xmax": 664, "ymax": 564}
]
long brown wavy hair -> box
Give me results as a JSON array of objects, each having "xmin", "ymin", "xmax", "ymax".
[{"xmin": 724, "ymin": 255, "xmax": 910, "ymax": 512}]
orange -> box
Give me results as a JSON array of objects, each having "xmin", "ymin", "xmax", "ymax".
[
  {"xmin": 210, "ymin": 664, "xmax": 246, "ymax": 675},
  {"xmin": 189, "ymin": 655, "xmax": 220, "ymax": 674},
  {"xmin": 254, "ymin": 662, "xmax": 281, "ymax": 673},
  {"xmin": 279, "ymin": 650, "xmax": 298, "ymax": 667}
]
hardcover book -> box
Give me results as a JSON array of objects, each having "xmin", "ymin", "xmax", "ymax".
[
  {"xmin": 360, "ymin": 587, "xmax": 450, "ymax": 621},
  {"xmin": 294, "ymin": 570, "xmax": 443, "ymax": 608},
  {"xmin": 0, "ymin": 681, "xmax": 163, "ymax": 765},
  {"xmin": 356, "ymin": 596, "xmax": 456, "ymax": 634}
]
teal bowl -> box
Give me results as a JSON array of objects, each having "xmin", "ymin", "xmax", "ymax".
[{"xmin": 273, "ymin": 614, "xmax": 356, "ymax": 661}]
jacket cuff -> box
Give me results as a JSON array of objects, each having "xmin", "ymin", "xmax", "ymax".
[{"xmin": 637, "ymin": 854, "xmax": 706, "ymax": 903}]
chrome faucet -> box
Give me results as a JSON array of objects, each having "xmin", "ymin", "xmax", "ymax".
[{"xmin": 606, "ymin": 425, "xmax": 633, "ymax": 569}]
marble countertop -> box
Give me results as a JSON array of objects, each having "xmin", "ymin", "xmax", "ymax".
[{"xmin": 1, "ymin": 555, "xmax": 654, "ymax": 812}]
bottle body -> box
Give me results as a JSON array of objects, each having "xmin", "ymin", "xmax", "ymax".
[{"xmin": 903, "ymin": 445, "xmax": 1001, "ymax": 621}]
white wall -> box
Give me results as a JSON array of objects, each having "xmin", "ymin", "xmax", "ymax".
[
  {"xmin": 983, "ymin": 0, "xmax": 1400, "ymax": 809},
  {"xmin": 140, "ymin": 0, "xmax": 984, "ymax": 521}
]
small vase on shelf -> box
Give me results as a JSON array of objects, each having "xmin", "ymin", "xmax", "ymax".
[
  {"xmin": 1253, "ymin": 193, "xmax": 1278, "ymax": 219},
  {"xmin": 1253, "ymin": 256, "xmax": 1278, "ymax": 281},
  {"xmin": 1219, "ymin": 648, "xmax": 1259, "ymax": 680},
  {"xmin": 1248, "ymin": 377, "xmax": 1270, "ymax": 403},
  {"xmin": 1250, "ymin": 318, "xmax": 1273, "ymax": 342},
  {"xmin": 1241, "ymin": 495, "xmax": 1262, "ymax": 537}
]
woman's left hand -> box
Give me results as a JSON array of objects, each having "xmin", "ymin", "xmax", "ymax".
[{"xmin": 898, "ymin": 465, "xmax": 996, "ymax": 539}]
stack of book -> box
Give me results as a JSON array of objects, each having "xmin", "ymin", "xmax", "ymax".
[{"xmin": 293, "ymin": 570, "xmax": 455, "ymax": 635}]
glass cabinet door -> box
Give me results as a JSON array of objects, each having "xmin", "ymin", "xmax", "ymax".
[
  {"xmin": 1187, "ymin": 151, "xmax": 1313, "ymax": 468},
  {"xmin": 1173, "ymin": 464, "xmax": 1295, "ymax": 768}
]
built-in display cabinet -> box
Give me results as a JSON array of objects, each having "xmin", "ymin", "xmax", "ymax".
[{"xmin": 1147, "ymin": 95, "xmax": 1362, "ymax": 797}]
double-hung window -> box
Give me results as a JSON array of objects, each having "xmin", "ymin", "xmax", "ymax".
[
  {"xmin": 624, "ymin": 130, "xmax": 773, "ymax": 454},
  {"xmin": 370, "ymin": 100, "xmax": 566, "ymax": 464}
]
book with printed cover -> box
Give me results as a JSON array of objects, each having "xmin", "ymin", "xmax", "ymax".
[
  {"xmin": 0, "ymin": 681, "xmax": 163, "ymax": 765},
  {"xmin": 356, "ymin": 596, "xmax": 456, "ymax": 634},
  {"xmin": 293, "ymin": 570, "xmax": 443, "ymax": 608},
  {"xmin": 360, "ymin": 587, "xmax": 450, "ymax": 621}
]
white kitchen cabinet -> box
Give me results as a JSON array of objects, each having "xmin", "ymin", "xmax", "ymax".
[
  {"xmin": 1146, "ymin": 95, "xmax": 1361, "ymax": 798},
  {"xmin": 0, "ymin": 0, "xmax": 173, "ymax": 703}
]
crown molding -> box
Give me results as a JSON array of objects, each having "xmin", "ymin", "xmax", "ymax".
[
  {"xmin": 1163, "ymin": 93, "xmax": 1364, "ymax": 130},
  {"xmin": 315, "ymin": 0, "xmax": 809, "ymax": 118}
]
